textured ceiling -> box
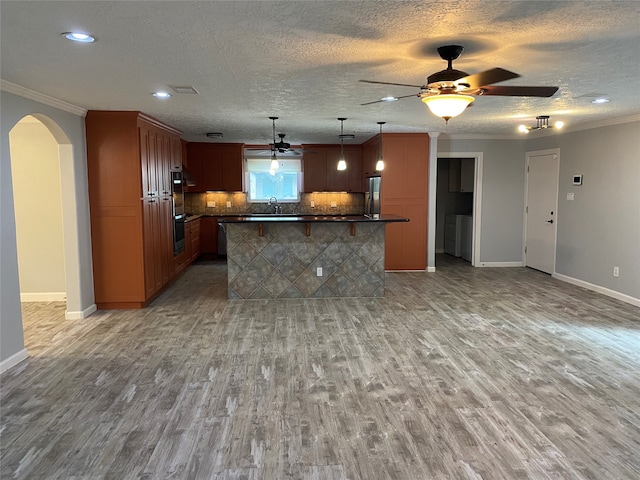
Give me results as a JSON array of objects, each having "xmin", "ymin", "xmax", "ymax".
[{"xmin": 2, "ymin": 1, "xmax": 639, "ymax": 144}]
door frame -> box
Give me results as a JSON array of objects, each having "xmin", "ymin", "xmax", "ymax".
[
  {"xmin": 435, "ymin": 151, "xmax": 483, "ymax": 267},
  {"xmin": 523, "ymin": 148, "xmax": 560, "ymax": 273}
]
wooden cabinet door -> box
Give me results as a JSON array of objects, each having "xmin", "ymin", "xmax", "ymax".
[
  {"xmin": 220, "ymin": 144, "xmax": 243, "ymax": 191},
  {"xmin": 170, "ymin": 137, "xmax": 182, "ymax": 171},
  {"xmin": 186, "ymin": 143, "xmax": 222, "ymax": 192},
  {"xmin": 362, "ymin": 138, "xmax": 380, "ymax": 178},
  {"xmin": 303, "ymin": 149, "xmax": 327, "ymax": 192},
  {"xmin": 184, "ymin": 221, "xmax": 193, "ymax": 263},
  {"xmin": 326, "ymin": 147, "xmax": 349, "ymax": 192},
  {"xmin": 200, "ymin": 217, "xmax": 218, "ymax": 254},
  {"xmin": 190, "ymin": 219, "xmax": 201, "ymax": 262},
  {"xmin": 346, "ymin": 147, "xmax": 363, "ymax": 192}
]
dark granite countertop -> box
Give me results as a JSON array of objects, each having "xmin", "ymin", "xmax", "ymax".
[{"xmin": 217, "ymin": 214, "xmax": 408, "ymax": 223}]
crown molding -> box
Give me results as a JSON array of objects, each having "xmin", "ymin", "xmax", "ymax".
[
  {"xmin": 563, "ymin": 114, "xmax": 640, "ymax": 133},
  {"xmin": 1, "ymin": 79, "xmax": 86, "ymax": 117}
]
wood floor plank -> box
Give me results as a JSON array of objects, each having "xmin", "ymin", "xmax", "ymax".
[{"xmin": 2, "ymin": 256, "xmax": 639, "ymax": 479}]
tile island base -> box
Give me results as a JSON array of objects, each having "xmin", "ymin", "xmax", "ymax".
[{"xmin": 220, "ymin": 215, "xmax": 408, "ymax": 299}]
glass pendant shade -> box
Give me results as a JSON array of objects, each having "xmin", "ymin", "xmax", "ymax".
[
  {"xmin": 375, "ymin": 121, "xmax": 385, "ymax": 171},
  {"xmin": 375, "ymin": 159, "xmax": 385, "ymax": 171},
  {"xmin": 421, "ymin": 94, "xmax": 474, "ymax": 120},
  {"xmin": 337, "ymin": 118, "xmax": 348, "ymax": 171},
  {"xmin": 270, "ymin": 155, "xmax": 279, "ymax": 171}
]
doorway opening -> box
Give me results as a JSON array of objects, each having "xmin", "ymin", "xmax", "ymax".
[
  {"xmin": 435, "ymin": 153, "xmax": 483, "ymax": 268},
  {"xmin": 10, "ymin": 115, "xmax": 67, "ymax": 303}
]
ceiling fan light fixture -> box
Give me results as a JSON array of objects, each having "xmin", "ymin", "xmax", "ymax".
[{"xmin": 421, "ymin": 94, "xmax": 474, "ymax": 121}]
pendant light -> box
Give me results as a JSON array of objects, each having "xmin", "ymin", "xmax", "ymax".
[
  {"xmin": 269, "ymin": 116, "xmax": 279, "ymax": 172},
  {"xmin": 337, "ymin": 117, "xmax": 347, "ymax": 171},
  {"xmin": 375, "ymin": 121, "xmax": 385, "ymax": 171}
]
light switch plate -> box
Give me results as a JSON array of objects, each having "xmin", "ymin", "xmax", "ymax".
[
  {"xmin": 567, "ymin": 192, "xmax": 574, "ymax": 201},
  {"xmin": 226, "ymin": 201, "xmax": 232, "ymax": 207},
  {"xmin": 207, "ymin": 201, "xmax": 216, "ymax": 208},
  {"xmin": 331, "ymin": 201, "xmax": 337, "ymax": 208}
]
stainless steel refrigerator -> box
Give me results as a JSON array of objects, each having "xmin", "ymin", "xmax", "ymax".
[{"xmin": 365, "ymin": 175, "xmax": 381, "ymax": 218}]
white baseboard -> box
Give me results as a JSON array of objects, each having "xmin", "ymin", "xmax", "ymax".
[
  {"xmin": 553, "ymin": 273, "xmax": 640, "ymax": 307},
  {"xmin": 0, "ymin": 349, "xmax": 28, "ymax": 374},
  {"xmin": 427, "ymin": 266, "xmax": 436, "ymax": 273},
  {"xmin": 65, "ymin": 303, "xmax": 97, "ymax": 320},
  {"xmin": 435, "ymin": 249, "xmax": 445, "ymax": 254},
  {"xmin": 20, "ymin": 292, "xmax": 66, "ymax": 302},
  {"xmin": 477, "ymin": 261, "xmax": 524, "ymax": 268}
]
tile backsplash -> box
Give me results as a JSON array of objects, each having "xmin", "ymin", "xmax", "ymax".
[{"xmin": 185, "ymin": 192, "xmax": 364, "ymax": 216}]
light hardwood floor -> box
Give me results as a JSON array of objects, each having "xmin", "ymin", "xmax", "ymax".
[{"xmin": 2, "ymin": 257, "xmax": 639, "ymax": 479}]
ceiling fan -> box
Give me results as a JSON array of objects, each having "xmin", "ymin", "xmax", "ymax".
[
  {"xmin": 360, "ymin": 45, "xmax": 559, "ymax": 122},
  {"xmin": 245, "ymin": 117, "xmax": 301, "ymax": 157}
]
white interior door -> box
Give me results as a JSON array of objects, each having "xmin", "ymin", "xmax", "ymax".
[{"xmin": 525, "ymin": 152, "xmax": 559, "ymax": 274}]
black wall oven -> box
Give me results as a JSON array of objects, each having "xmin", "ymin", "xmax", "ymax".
[{"xmin": 172, "ymin": 171, "xmax": 185, "ymax": 255}]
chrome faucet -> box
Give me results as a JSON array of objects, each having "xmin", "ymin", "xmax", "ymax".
[{"xmin": 268, "ymin": 197, "xmax": 281, "ymax": 214}]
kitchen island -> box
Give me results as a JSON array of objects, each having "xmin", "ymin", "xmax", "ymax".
[{"xmin": 218, "ymin": 214, "xmax": 408, "ymax": 299}]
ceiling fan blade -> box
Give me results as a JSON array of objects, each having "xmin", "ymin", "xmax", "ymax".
[
  {"xmin": 360, "ymin": 93, "xmax": 418, "ymax": 106},
  {"xmin": 479, "ymin": 85, "xmax": 559, "ymax": 97},
  {"xmin": 457, "ymin": 68, "xmax": 520, "ymax": 88},
  {"xmin": 359, "ymin": 79, "xmax": 424, "ymax": 89}
]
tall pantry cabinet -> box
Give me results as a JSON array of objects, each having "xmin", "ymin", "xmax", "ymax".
[
  {"xmin": 363, "ymin": 133, "xmax": 430, "ymax": 270},
  {"xmin": 86, "ymin": 111, "xmax": 181, "ymax": 309}
]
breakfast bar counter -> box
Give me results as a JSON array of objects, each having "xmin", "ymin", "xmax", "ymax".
[{"xmin": 218, "ymin": 214, "xmax": 408, "ymax": 299}]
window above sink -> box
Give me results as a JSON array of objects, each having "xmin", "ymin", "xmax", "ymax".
[{"xmin": 245, "ymin": 158, "xmax": 301, "ymax": 203}]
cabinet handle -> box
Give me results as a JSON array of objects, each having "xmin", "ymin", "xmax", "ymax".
[{"xmin": 148, "ymin": 192, "xmax": 156, "ymax": 196}]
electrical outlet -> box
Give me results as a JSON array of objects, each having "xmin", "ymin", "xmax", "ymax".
[
  {"xmin": 567, "ymin": 192, "xmax": 575, "ymax": 201},
  {"xmin": 226, "ymin": 201, "xmax": 232, "ymax": 208},
  {"xmin": 331, "ymin": 201, "xmax": 337, "ymax": 208},
  {"xmin": 613, "ymin": 266, "xmax": 619, "ymax": 277},
  {"xmin": 311, "ymin": 201, "xmax": 315, "ymax": 208},
  {"xmin": 316, "ymin": 267, "xmax": 323, "ymax": 277},
  {"xmin": 207, "ymin": 201, "xmax": 216, "ymax": 208}
]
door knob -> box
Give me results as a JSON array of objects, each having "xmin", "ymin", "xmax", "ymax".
[{"xmin": 546, "ymin": 219, "xmax": 554, "ymax": 224}]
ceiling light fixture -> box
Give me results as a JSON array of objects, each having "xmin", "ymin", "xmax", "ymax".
[
  {"xmin": 518, "ymin": 115, "xmax": 564, "ymax": 133},
  {"xmin": 152, "ymin": 91, "xmax": 171, "ymax": 99},
  {"xmin": 337, "ymin": 118, "xmax": 347, "ymax": 171},
  {"xmin": 381, "ymin": 96, "xmax": 398, "ymax": 102},
  {"xmin": 61, "ymin": 32, "xmax": 96, "ymax": 43},
  {"xmin": 592, "ymin": 97, "xmax": 610, "ymax": 104},
  {"xmin": 421, "ymin": 94, "xmax": 474, "ymax": 123},
  {"xmin": 269, "ymin": 116, "xmax": 280, "ymax": 172},
  {"xmin": 376, "ymin": 122, "xmax": 385, "ymax": 171}
]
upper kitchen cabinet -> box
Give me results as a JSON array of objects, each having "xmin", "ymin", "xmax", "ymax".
[
  {"xmin": 362, "ymin": 138, "xmax": 382, "ymax": 178},
  {"xmin": 448, "ymin": 158, "xmax": 474, "ymax": 192},
  {"xmin": 302, "ymin": 145, "xmax": 362, "ymax": 193},
  {"xmin": 186, "ymin": 143, "xmax": 243, "ymax": 192},
  {"xmin": 86, "ymin": 110, "xmax": 181, "ymax": 308}
]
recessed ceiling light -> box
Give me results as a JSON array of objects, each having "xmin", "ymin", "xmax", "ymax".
[
  {"xmin": 61, "ymin": 32, "xmax": 96, "ymax": 43},
  {"xmin": 152, "ymin": 91, "xmax": 171, "ymax": 99},
  {"xmin": 592, "ymin": 98, "xmax": 610, "ymax": 104},
  {"xmin": 381, "ymin": 96, "xmax": 398, "ymax": 102}
]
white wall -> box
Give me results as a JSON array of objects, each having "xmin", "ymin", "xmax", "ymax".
[
  {"xmin": 1, "ymin": 88, "xmax": 95, "ymax": 369},
  {"xmin": 10, "ymin": 118, "xmax": 66, "ymax": 298},
  {"xmin": 525, "ymin": 120, "xmax": 640, "ymax": 300}
]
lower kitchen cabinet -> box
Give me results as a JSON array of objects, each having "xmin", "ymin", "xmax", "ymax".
[
  {"xmin": 190, "ymin": 218, "xmax": 201, "ymax": 263},
  {"xmin": 200, "ymin": 217, "xmax": 218, "ymax": 257}
]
